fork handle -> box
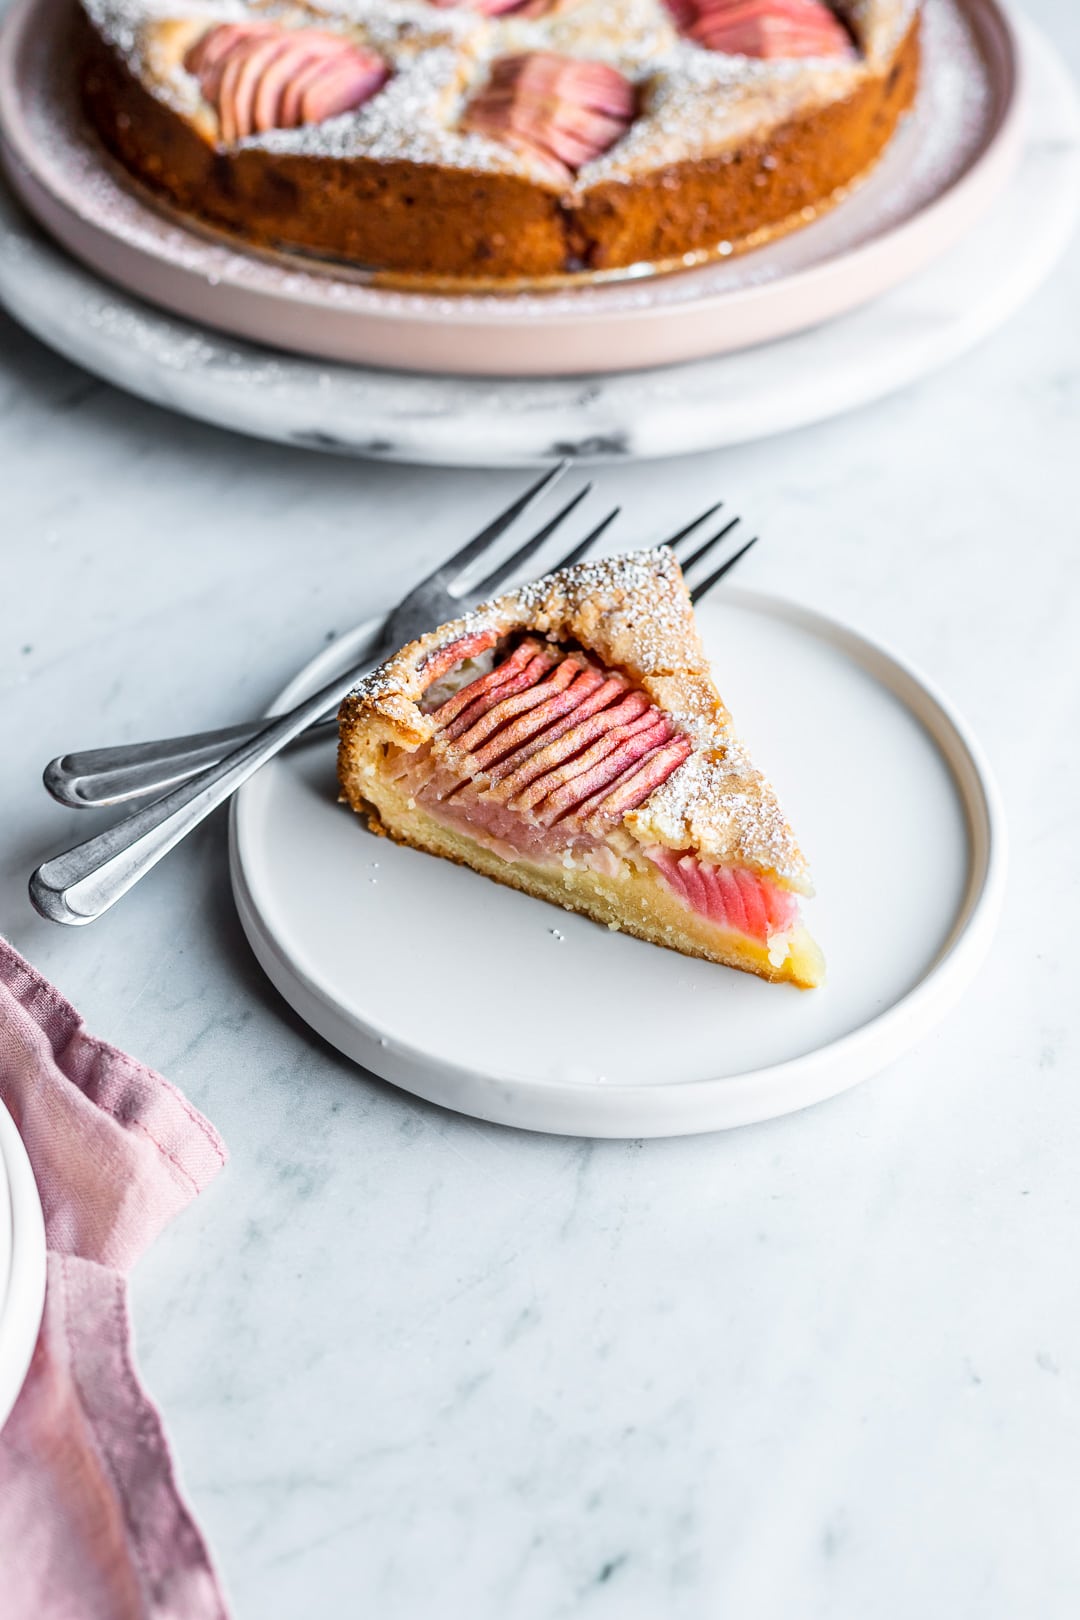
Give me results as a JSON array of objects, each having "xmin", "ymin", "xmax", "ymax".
[
  {"xmin": 44, "ymin": 715, "xmax": 340, "ymax": 808},
  {"xmin": 30, "ymin": 640, "xmax": 391, "ymax": 926}
]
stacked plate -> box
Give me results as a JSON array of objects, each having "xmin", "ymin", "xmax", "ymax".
[{"xmin": 0, "ymin": 1101, "xmax": 46, "ymax": 1433}]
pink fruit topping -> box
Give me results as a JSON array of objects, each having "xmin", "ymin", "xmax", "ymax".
[
  {"xmin": 644, "ymin": 846, "xmax": 798, "ymax": 941},
  {"xmin": 418, "ymin": 629, "xmax": 500, "ymax": 688},
  {"xmin": 391, "ymin": 637, "xmax": 689, "ymax": 859},
  {"xmin": 462, "ymin": 53, "xmax": 637, "ymax": 180},
  {"xmin": 390, "ymin": 637, "xmax": 798, "ymax": 944},
  {"xmin": 426, "ymin": 0, "xmax": 556, "ymax": 15},
  {"xmin": 184, "ymin": 23, "xmax": 390, "ymax": 143},
  {"xmin": 663, "ymin": 0, "xmax": 854, "ymax": 59}
]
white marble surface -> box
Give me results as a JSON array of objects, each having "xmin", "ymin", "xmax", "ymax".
[{"xmin": 2, "ymin": 3, "xmax": 1080, "ymax": 1612}]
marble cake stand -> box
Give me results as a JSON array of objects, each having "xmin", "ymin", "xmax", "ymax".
[{"xmin": 0, "ymin": 19, "xmax": 1075, "ymax": 465}]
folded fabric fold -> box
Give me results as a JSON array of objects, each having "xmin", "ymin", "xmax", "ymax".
[{"xmin": 0, "ymin": 937, "xmax": 230, "ymax": 1620}]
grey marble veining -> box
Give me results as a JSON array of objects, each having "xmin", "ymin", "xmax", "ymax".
[{"xmin": 2, "ymin": 3, "xmax": 1080, "ymax": 1615}]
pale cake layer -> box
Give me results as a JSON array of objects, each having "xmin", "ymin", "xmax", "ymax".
[{"xmin": 349, "ymin": 767, "xmax": 825, "ymax": 987}]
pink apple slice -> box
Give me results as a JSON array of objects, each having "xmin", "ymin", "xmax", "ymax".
[
  {"xmin": 664, "ymin": 0, "xmax": 854, "ymax": 58},
  {"xmin": 463, "ymin": 52, "xmax": 637, "ymax": 177},
  {"xmin": 185, "ymin": 22, "xmax": 391, "ymax": 143}
]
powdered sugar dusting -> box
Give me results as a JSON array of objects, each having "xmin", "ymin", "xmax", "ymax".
[
  {"xmin": 583, "ymin": 39, "xmax": 861, "ymax": 182},
  {"xmin": 843, "ymin": 0, "xmax": 920, "ymax": 66},
  {"xmin": 514, "ymin": 544, "xmax": 689, "ymax": 663},
  {"xmin": 636, "ymin": 738, "xmax": 810, "ymax": 888},
  {"xmin": 250, "ymin": 44, "xmax": 549, "ymax": 178}
]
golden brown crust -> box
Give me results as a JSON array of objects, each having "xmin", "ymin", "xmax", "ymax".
[
  {"xmin": 580, "ymin": 21, "xmax": 920, "ymax": 270},
  {"xmin": 80, "ymin": 18, "xmax": 575, "ymax": 278},
  {"xmin": 337, "ymin": 547, "xmax": 813, "ymax": 888},
  {"xmin": 79, "ymin": 2, "xmax": 920, "ymax": 281},
  {"xmin": 341, "ymin": 545, "xmax": 715, "ymax": 729}
]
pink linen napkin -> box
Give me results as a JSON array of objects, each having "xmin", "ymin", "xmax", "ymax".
[{"xmin": 0, "ymin": 937, "xmax": 231, "ymax": 1620}]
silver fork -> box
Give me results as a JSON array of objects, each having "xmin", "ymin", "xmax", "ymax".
[
  {"xmin": 45, "ymin": 464, "xmax": 592, "ymax": 811},
  {"xmin": 30, "ymin": 470, "xmax": 757, "ymax": 926},
  {"xmin": 44, "ymin": 478, "xmax": 756, "ymax": 811}
]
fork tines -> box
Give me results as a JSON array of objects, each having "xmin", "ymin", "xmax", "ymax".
[
  {"xmin": 450, "ymin": 466, "xmax": 755, "ymax": 609},
  {"xmin": 439, "ymin": 461, "xmax": 571, "ymax": 593},
  {"xmin": 466, "ymin": 473, "xmax": 625, "ymax": 601},
  {"xmin": 660, "ymin": 503, "xmax": 758, "ymax": 603}
]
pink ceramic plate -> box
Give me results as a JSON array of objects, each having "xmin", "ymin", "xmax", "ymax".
[{"xmin": 0, "ymin": 0, "xmax": 1021, "ymax": 376}]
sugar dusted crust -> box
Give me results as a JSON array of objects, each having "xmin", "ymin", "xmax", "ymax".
[
  {"xmin": 339, "ymin": 546, "xmax": 815, "ymax": 890},
  {"xmin": 78, "ymin": 0, "xmax": 921, "ymax": 279}
]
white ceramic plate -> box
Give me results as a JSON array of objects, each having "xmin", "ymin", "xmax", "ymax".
[
  {"xmin": 0, "ymin": 1099, "xmax": 46, "ymax": 1431},
  {"xmin": 0, "ymin": 0, "xmax": 1021, "ymax": 374},
  {"xmin": 230, "ymin": 587, "xmax": 1006, "ymax": 1137}
]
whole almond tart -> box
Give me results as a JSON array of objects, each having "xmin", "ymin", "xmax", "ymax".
[
  {"xmin": 338, "ymin": 549, "xmax": 825, "ymax": 987},
  {"xmin": 79, "ymin": 0, "xmax": 921, "ymax": 282}
]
